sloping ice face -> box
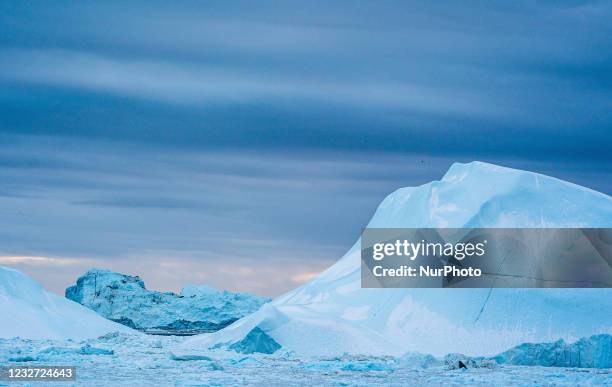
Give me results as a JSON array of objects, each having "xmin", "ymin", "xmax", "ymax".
[
  {"xmin": 176, "ymin": 161, "xmax": 612, "ymax": 358},
  {"xmin": 0, "ymin": 267, "xmax": 134, "ymax": 340}
]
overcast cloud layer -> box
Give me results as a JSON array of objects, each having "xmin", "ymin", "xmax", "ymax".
[{"xmin": 0, "ymin": 1, "xmax": 611, "ymax": 295}]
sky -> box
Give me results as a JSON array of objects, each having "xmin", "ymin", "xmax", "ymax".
[{"xmin": 0, "ymin": 1, "xmax": 611, "ymax": 296}]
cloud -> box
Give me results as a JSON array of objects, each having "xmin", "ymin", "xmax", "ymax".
[
  {"xmin": 0, "ymin": 255, "xmax": 78, "ymax": 266},
  {"xmin": 2, "ymin": 0, "xmax": 611, "ymax": 161},
  {"xmin": 1, "ymin": 135, "xmax": 610, "ymax": 296},
  {"xmin": 0, "ymin": 252, "xmax": 331, "ymax": 297},
  {"xmin": 0, "ymin": 1, "xmax": 611, "ymax": 295},
  {"xmin": 0, "ymin": 48, "xmax": 503, "ymax": 119},
  {"xmin": 291, "ymin": 271, "xmax": 320, "ymax": 285}
]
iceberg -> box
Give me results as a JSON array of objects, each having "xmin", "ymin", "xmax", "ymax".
[
  {"xmin": 492, "ymin": 334, "xmax": 612, "ymax": 368},
  {"xmin": 175, "ymin": 161, "xmax": 612, "ymax": 358},
  {"xmin": 66, "ymin": 269, "xmax": 270, "ymax": 335},
  {"xmin": 0, "ymin": 266, "xmax": 132, "ymax": 340}
]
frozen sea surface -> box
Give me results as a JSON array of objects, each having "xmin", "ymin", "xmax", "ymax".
[{"xmin": 1, "ymin": 333, "xmax": 610, "ymax": 386}]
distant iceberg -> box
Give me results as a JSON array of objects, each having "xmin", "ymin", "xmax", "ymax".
[
  {"xmin": 66, "ymin": 269, "xmax": 270, "ymax": 335},
  {"xmin": 492, "ymin": 334, "xmax": 612, "ymax": 368},
  {"xmin": 0, "ymin": 266, "xmax": 132, "ymax": 340},
  {"xmin": 175, "ymin": 161, "xmax": 612, "ymax": 358}
]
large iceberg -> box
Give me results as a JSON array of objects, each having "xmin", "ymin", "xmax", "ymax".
[
  {"xmin": 175, "ymin": 161, "xmax": 612, "ymax": 358},
  {"xmin": 0, "ymin": 266, "xmax": 132, "ymax": 340},
  {"xmin": 66, "ymin": 269, "xmax": 270, "ymax": 335}
]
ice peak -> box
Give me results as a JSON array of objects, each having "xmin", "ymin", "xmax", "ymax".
[{"xmin": 442, "ymin": 161, "xmax": 515, "ymax": 182}]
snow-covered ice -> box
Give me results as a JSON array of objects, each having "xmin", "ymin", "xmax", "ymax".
[
  {"xmin": 177, "ymin": 161, "xmax": 612, "ymax": 358},
  {"xmin": 66, "ymin": 269, "xmax": 270, "ymax": 334},
  {"xmin": 0, "ymin": 267, "xmax": 133, "ymax": 341}
]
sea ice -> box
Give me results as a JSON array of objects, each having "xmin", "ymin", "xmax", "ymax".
[{"xmin": 1, "ymin": 333, "xmax": 610, "ymax": 386}]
